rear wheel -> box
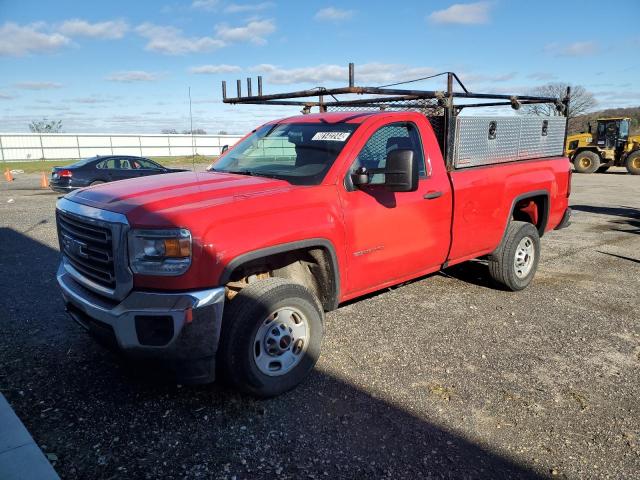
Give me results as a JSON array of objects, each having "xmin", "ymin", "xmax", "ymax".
[
  {"xmin": 573, "ymin": 151, "xmax": 600, "ymax": 174},
  {"xmin": 488, "ymin": 221, "xmax": 540, "ymax": 291},
  {"xmin": 218, "ymin": 278, "xmax": 324, "ymax": 397},
  {"xmin": 626, "ymin": 151, "xmax": 640, "ymax": 175}
]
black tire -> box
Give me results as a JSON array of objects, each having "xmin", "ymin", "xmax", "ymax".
[
  {"xmin": 596, "ymin": 166, "xmax": 610, "ymax": 173},
  {"xmin": 90, "ymin": 180, "xmax": 105, "ymax": 186},
  {"xmin": 488, "ymin": 221, "xmax": 540, "ymax": 291},
  {"xmin": 218, "ymin": 278, "xmax": 324, "ymax": 397},
  {"xmin": 626, "ymin": 151, "xmax": 640, "ymax": 175},
  {"xmin": 573, "ymin": 151, "xmax": 600, "ymax": 174}
]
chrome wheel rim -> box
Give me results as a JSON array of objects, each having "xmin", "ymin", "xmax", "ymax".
[
  {"xmin": 253, "ymin": 307, "xmax": 309, "ymax": 376},
  {"xmin": 514, "ymin": 236, "xmax": 535, "ymax": 279}
]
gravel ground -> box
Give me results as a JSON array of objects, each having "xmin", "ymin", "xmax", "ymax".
[{"xmin": 0, "ymin": 168, "xmax": 638, "ymax": 479}]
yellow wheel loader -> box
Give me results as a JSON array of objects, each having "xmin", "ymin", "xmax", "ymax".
[{"xmin": 565, "ymin": 117, "xmax": 640, "ymax": 175}]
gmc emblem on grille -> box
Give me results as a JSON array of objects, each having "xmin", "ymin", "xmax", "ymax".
[{"xmin": 62, "ymin": 234, "xmax": 89, "ymax": 259}]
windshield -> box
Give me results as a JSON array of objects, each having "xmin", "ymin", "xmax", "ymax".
[{"xmin": 210, "ymin": 123, "xmax": 358, "ymax": 185}]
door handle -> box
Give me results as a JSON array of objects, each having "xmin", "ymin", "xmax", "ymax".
[{"xmin": 423, "ymin": 191, "xmax": 443, "ymax": 200}]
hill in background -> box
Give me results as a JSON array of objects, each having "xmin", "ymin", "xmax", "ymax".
[{"xmin": 570, "ymin": 106, "xmax": 640, "ymax": 135}]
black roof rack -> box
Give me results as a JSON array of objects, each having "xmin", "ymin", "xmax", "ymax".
[{"xmin": 221, "ymin": 62, "xmax": 570, "ymax": 116}]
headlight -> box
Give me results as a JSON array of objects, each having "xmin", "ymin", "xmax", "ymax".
[{"xmin": 128, "ymin": 228, "xmax": 192, "ymax": 276}]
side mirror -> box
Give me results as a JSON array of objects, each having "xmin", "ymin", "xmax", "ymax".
[
  {"xmin": 351, "ymin": 167, "xmax": 370, "ymax": 187},
  {"xmin": 384, "ymin": 149, "xmax": 419, "ymax": 192},
  {"xmin": 220, "ymin": 144, "xmax": 229, "ymax": 154}
]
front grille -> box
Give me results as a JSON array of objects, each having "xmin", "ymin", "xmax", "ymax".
[{"xmin": 57, "ymin": 210, "xmax": 115, "ymax": 289}]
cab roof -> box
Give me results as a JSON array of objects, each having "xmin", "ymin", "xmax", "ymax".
[
  {"xmin": 270, "ymin": 111, "xmax": 406, "ymax": 125},
  {"xmin": 598, "ymin": 117, "xmax": 631, "ymax": 121}
]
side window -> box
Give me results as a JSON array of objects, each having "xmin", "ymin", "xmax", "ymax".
[
  {"xmin": 619, "ymin": 120, "xmax": 629, "ymax": 140},
  {"xmin": 135, "ymin": 158, "xmax": 162, "ymax": 169},
  {"xmin": 119, "ymin": 158, "xmax": 132, "ymax": 169},
  {"xmin": 350, "ymin": 123, "xmax": 426, "ymax": 185},
  {"xmin": 96, "ymin": 158, "xmax": 117, "ymax": 169}
]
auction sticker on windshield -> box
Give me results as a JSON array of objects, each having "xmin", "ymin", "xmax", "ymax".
[{"xmin": 311, "ymin": 132, "xmax": 351, "ymax": 141}]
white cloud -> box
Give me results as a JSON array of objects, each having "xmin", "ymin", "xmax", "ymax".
[
  {"xmin": 136, "ymin": 23, "xmax": 225, "ymax": 54},
  {"xmin": 13, "ymin": 81, "xmax": 63, "ymax": 90},
  {"xmin": 190, "ymin": 64, "xmax": 243, "ymax": 74},
  {"xmin": 545, "ymin": 41, "xmax": 597, "ymax": 57},
  {"xmin": 251, "ymin": 63, "xmax": 438, "ymax": 85},
  {"xmin": 314, "ymin": 7, "xmax": 355, "ymax": 22},
  {"xmin": 0, "ymin": 22, "xmax": 70, "ymax": 56},
  {"xmin": 191, "ymin": 0, "xmax": 219, "ymax": 10},
  {"xmin": 215, "ymin": 19, "xmax": 275, "ymax": 45},
  {"xmin": 106, "ymin": 71, "xmax": 161, "ymax": 82},
  {"xmin": 225, "ymin": 2, "xmax": 274, "ymax": 13},
  {"xmin": 358, "ymin": 63, "xmax": 438, "ymax": 84},
  {"xmin": 0, "ymin": 92, "xmax": 16, "ymax": 100},
  {"xmin": 253, "ymin": 64, "xmax": 346, "ymax": 84},
  {"xmin": 428, "ymin": 2, "xmax": 491, "ymax": 25},
  {"xmin": 58, "ymin": 19, "xmax": 129, "ymax": 39}
]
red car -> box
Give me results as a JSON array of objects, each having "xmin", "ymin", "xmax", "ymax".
[{"xmin": 55, "ymin": 76, "xmax": 572, "ymax": 397}]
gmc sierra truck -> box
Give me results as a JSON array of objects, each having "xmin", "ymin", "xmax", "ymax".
[{"xmin": 56, "ymin": 68, "xmax": 572, "ymax": 397}]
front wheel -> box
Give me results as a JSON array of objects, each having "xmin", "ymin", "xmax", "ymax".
[
  {"xmin": 488, "ymin": 221, "xmax": 541, "ymax": 291},
  {"xmin": 218, "ymin": 278, "xmax": 324, "ymax": 397},
  {"xmin": 626, "ymin": 151, "xmax": 640, "ymax": 175},
  {"xmin": 573, "ymin": 151, "xmax": 601, "ymax": 173}
]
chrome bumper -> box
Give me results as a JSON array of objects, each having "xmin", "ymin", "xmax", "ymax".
[{"xmin": 57, "ymin": 263, "xmax": 226, "ymax": 383}]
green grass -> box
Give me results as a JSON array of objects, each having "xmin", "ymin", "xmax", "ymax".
[{"xmin": 1, "ymin": 155, "xmax": 217, "ymax": 174}]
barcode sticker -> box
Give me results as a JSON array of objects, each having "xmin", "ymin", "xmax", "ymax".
[{"xmin": 311, "ymin": 132, "xmax": 351, "ymax": 142}]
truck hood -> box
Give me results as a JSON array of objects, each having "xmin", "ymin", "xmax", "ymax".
[{"xmin": 67, "ymin": 171, "xmax": 294, "ymax": 227}]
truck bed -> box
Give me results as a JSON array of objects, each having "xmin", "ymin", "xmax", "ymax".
[{"xmin": 447, "ymin": 156, "xmax": 571, "ymax": 265}]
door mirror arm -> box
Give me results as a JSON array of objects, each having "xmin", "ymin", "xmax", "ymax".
[{"xmin": 351, "ymin": 167, "xmax": 371, "ymax": 187}]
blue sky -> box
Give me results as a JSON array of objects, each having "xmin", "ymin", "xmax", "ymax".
[{"xmin": 1, "ymin": 0, "xmax": 638, "ymax": 133}]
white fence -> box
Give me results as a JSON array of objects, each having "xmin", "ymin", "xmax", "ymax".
[{"xmin": 0, "ymin": 133, "xmax": 243, "ymax": 162}]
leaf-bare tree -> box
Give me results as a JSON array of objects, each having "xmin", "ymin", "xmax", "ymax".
[
  {"xmin": 28, "ymin": 118, "xmax": 63, "ymax": 133},
  {"xmin": 523, "ymin": 84, "xmax": 596, "ymax": 129}
]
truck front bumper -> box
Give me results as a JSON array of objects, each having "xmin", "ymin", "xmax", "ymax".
[{"xmin": 57, "ymin": 264, "xmax": 225, "ymax": 383}]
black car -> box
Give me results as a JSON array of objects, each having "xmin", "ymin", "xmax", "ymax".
[{"xmin": 50, "ymin": 155, "xmax": 185, "ymax": 193}]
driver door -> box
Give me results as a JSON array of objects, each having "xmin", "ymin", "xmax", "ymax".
[{"xmin": 338, "ymin": 121, "xmax": 452, "ymax": 296}]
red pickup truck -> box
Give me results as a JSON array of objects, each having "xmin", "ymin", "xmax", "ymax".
[{"xmin": 56, "ymin": 70, "xmax": 572, "ymax": 396}]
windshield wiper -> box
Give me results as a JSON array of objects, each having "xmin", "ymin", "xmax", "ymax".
[
  {"xmin": 224, "ymin": 169, "xmax": 287, "ymax": 180},
  {"xmin": 225, "ymin": 169, "xmax": 254, "ymax": 176}
]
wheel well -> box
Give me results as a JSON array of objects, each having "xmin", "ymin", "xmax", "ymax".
[
  {"xmin": 223, "ymin": 246, "xmax": 338, "ymax": 311},
  {"xmin": 512, "ymin": 194, "xmax": 548, "ymax": 236}
]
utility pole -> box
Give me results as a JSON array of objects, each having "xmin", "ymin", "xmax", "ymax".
[{"xmin": 189, "ymin": 87, "xmax": 195, "ymax": 171}]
